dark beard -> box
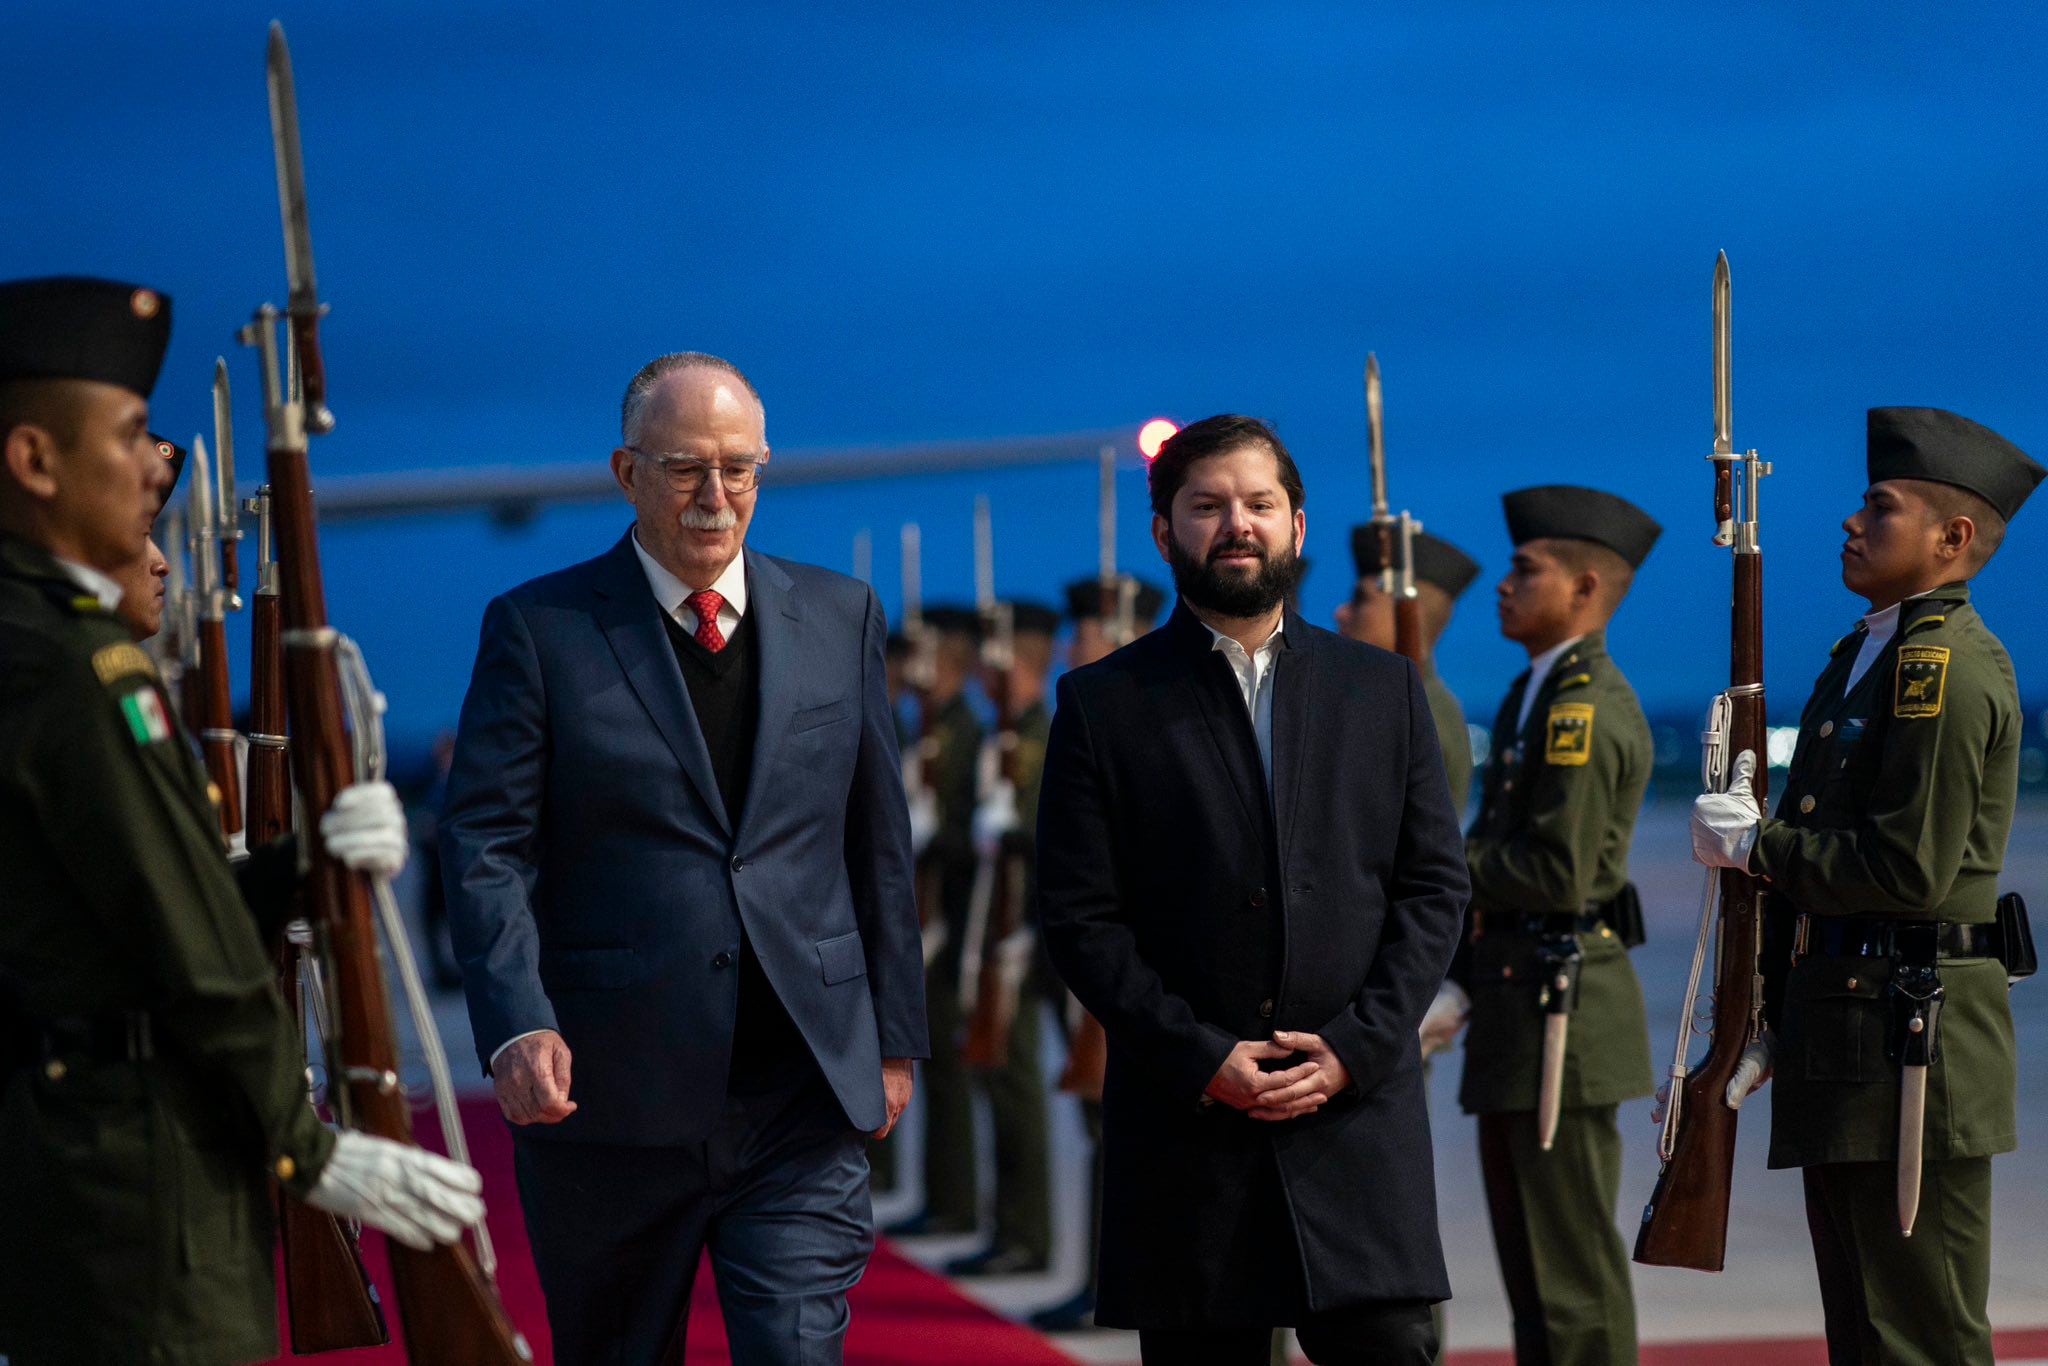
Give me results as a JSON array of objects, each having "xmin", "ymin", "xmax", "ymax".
[{"xmin": 1165, "ymin": 528, "xmax": 1300, "ymax": 619}]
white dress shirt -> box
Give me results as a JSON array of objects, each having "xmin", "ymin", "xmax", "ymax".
[
  {"xmin": 631, "ymin": 528, "xmax": 747, "ymax": 639},
  {"xmin": 1202, "ymin": 615, "xmax": 1285, "ymax": 785},
  {"xmin": 54, "ymin": 556, "xmax": 124, "ymax": 611},
  {"xmin": 1844, "ymin": 590, "xmax": 1936, "ymax": 694},
  {"xmin": 490, "ymin": 533, "xmax": 750, "ymax": 1069},
  {"xmin": 1515, "ymin": 634, "xmax": 1585, "ymax": 735}
]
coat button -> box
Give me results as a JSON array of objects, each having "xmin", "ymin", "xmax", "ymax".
[
  {"xmin": 1846, "ymin": 977, "xmax": 1859, "ymax": 990},
  {"xmin": 730, "ymin": 855, "xmax": 746, "ymax": 872},
  {"xmin": 1248, "ymin": 887, "xmax": 1267, "ymax": 909},
  {"xmin": 1799, "ymin": 795, "xmax": 1816, "ymax": 814},
  {"xmin": 274, "ymin": 1155, "xmax": 297, "ymax": 1182},
  {"xmin": 713, "ymin": 951, "xmax": 734, "ymax": 969},
  {"xmin": 1820, "ymin": 721, "xmax": 1834, "ymax": 737},
  {"xmin": 1258, "ymin": 999, "xmax": 1274, "ymax": 1020},
  {"xmin": 43, "ymin": 1059, "xmax": 66, "ymax": 1082}
]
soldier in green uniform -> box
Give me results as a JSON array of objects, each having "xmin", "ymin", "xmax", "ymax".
[
  {"xmin": 946, "ymin": 599, "xmax": 1060, "ymax": 1277},
  {"xmin": 0, "ymin": 276, "xmax": 484, "ymax": 1365},
  {"xmin": 1453, "ymin": 485, "xmax": 1659, "ymax": 1366},
  {"xmin": 1027, "ymin": 574, "xmax": 1165, "ymax": 1333},
  {"xmin": 108, "ymin": 434, "xmax": 181, "ymax": 643},
  {"xmin": 1695, "ymin": 407, "xmax": 2043, "ymax": 1366},
  {"xmin": 887, "ymin": 604, "xmax": 987, "ymax": 1235},
  {"xmin": 1336, "ymin": 525, "xmax": 1480, "ymax": 811}
]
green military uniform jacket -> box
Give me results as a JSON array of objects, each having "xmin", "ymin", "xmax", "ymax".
[
  {"xmin": 923, "ymin": 692, "xmax": 985, "ymax": 939},
  {"xmin": 0, "ymin": 535, "xmax": 334, "ymax": 1366},
  {"xmin": 1755, "ymin": 584, "xmax": 2019, "ymax": 1168},
  {"xmin": 1456, "ymin": 630, "xmax": 1655, "ymax": 1115},
  {"xmin": 1425, "ymin": 671, "xmax": 1473, "ymax": 814}
]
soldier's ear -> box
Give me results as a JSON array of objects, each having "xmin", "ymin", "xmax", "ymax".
[
  {"xmin": 1934, "ymin": 513, "xmax": 1976, "ymax": 564},
  {"xmin": 1, "ymin": 422, "xmax": 63, "ymax": 501}
]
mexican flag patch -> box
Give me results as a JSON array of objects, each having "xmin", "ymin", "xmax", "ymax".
[{"xmin": 120, "ymin": 687, "xmax": 171, "ymax": 745}]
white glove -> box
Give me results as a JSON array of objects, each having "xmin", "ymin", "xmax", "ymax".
[
  {"xmin": 1418, "ymin": 982, "xmax": 1470, "ymax": 1057},
  {"xmin": 302, "ymin": 1129, "xmax": 485, "ymax": 1251},
  {"xmin": 320, "ymin": 780, "xmax": 409, "ymax": 879},
  {"xmin": 1724, "ymin": 1034, "xmax": 1775, "ymax": 1110},
  {"xmin": 1691, "ymin": 749, "xmax": 1761, "ymax": 871},
  {"xmin": 972, "ymin": 782, "xmax": 1019, "ymax": 858},
  {"xmin": 907, "ymin": 788, "xmax": 939, "ymax": 859}
]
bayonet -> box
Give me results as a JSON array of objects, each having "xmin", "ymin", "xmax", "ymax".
[
  {"xmin": 267, "ymin": 22, "xmax": 334, "ymax": 433},
  {"xmin": 213, "ymin": 358, "xmax": 243, "ymax": 608},
  {"xmin": 1365, "ymin": 354, "xmax": 1395, "ymax": 595},
  {"xmin": 1712, "ymin": 252, "xmax": 1734, "ymax": 546}
]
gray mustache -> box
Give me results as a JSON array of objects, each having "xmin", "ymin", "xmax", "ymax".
[{"xmin": 679, "ymin": 506, "xmax": 738, "ymax": 532}]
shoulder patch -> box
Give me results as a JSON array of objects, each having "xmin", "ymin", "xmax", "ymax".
[
  {"xmin": 117, "ymin": 685, "xmax": 174, "ymax": 745},
  {"xmin": 1894, "ymin": 645, "xmax": 1949, "ymax": 719},
  {"xmin": 1545, "ymin": 702, "xmax": 1595, "ymax": 765},
  {"xmin": 91, "ymin": 642, "xmax": 157, "ymax": 686}
]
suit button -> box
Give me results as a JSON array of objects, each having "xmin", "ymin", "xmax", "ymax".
[
  {"xmin": 730, "ymin": 855, "xmax": 746, "ymax": 872},
  {"xmin": 1258, "ymin": 999, "xmax": 1274, "ymax": 1020},
  {"xmin": 1799, "ymin": 795, "xmax": 1816, "ymax": 814},
  {"xmin": 713, "ymin": 952, "xmax": 734, "ymax": 969},
  {"xmin": 1248, "ymin": 887, "xmax": 1267, "ymax": 909},
  {"xmin": 1820, "ymin": 721, "xmax": 1835, "ymax": 737}
]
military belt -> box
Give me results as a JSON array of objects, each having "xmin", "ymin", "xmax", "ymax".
[
  {"xmin": 1801, "ymin": 916, "xmax": 1997, "ymax": 963},
  {"xmin": 1509, "ymin": 911, "xmax": 1606, "ymax": 937},
  {"xmin": 34, "ymin": 1010, "xmax": 157, "ymax": 1065}
]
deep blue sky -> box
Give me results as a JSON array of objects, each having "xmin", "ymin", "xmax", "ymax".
[{"xmin": 10, "ymin": 3, "xmax": 2048, "ymax": 747}]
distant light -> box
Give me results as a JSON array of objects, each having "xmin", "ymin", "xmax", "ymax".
[{"xmin": 1137, "ymin": 418, "xmax": 1179, "ymax": 460}]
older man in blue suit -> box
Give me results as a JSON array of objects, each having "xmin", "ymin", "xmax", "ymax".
[{"xmin": 442, "ymin": 352, "xmax": 926, "ymax": 1365}]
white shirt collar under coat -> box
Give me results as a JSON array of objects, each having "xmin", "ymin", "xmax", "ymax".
[
  {"xmin": 1844, "ymin": 589, "xmax": 1933, "ymax": 693},
  {"xmin": 631, "ymin": 528, "xmax": 747, "ymax": 638},
  {"xmin": 54, "ymin": 556, "xmax": 124, "ymax": 612},
  {"xmin": 1515, "ymin": 633, "xmax": 1585, "ymax": 735}
]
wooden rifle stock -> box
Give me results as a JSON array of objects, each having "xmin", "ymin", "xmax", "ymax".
[
  {"xmin": 264, "ymin": 366, "xmax": 526, "ymax": 1365},
  {"xmin": 195, "ymin": 618, "xmax": 245, "ymax": 840},
  {"xmin": 1057, "ymin": 1012, "xmax": 1107, "ymax": 1100},
  {"xmin": 962, "ymin": 616, "xmax": 1026, "ymax": 1071},
  {"xmin": 1392, "ymin": 594, "xmax": 1425, "ymax": 667},
  {"xmin": 245, "ymin": 585, "xmax": 291, "ymax": 844}
]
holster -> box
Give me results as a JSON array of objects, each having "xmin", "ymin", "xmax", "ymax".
[
  {"xmin": 1887, "ymin": 924, "xmax": 1945, "ymax": 1068},
  {"xmin": 1997, "ymin": 892, "xmax": 2037, "ymax": 981},
  {"xmin": 1536, "ymin": 934, "xmax": 1585, "ymax": 1017},
  {"xmin": 1596, "ymin": 882, "xmax": 1647, "ymax": 948}
]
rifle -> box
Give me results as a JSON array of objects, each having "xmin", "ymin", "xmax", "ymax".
[
  {"xmin": 900, "ymin": 523, "xmax": 951, "ymax": 969},
  {"xmin": 1057, "ymin": 445, "xmax": 1131, "ymax": 1101},
  {"xmin": 1633, "ymin": 251, "xmax": 1771, "ymax": 1271},
  {"xmin": 247, "ymin": 24, "xmax": 530, "ymax": 1362},
  {"xmin": 1365, "ymin": 354, "xmax": 1425, "ymax": 665},
  {"xmin": 961, "ymin": 496, "xmax": 1031, "ymax": 1069},
  {"xmin": 185, "ymin": 433, "xmax": 246, "ymax": 849}
]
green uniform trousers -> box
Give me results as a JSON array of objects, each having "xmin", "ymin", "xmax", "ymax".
[
  {"xmin": 919, "ymin": 947, "xmax": 977, "ymax": 1226},
  {"xmin": 1477, "ymin": 1106, "xmax": 1637, "ymax": 1366},
  {"xmin": 1803, "ymin": 1158, "xmax": 1993, "ymax": 1366},
  {"xmin": 977, "ymin": 990, "xmax": 1050, "ymax": 1259}
]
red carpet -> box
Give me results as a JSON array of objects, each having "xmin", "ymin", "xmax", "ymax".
[{"xmin": 260, "ymin": 1098, "xmax": 1072, "ymax": 1365}]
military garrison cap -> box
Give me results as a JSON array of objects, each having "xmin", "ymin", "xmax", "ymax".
[
  {"xmin": 921, "ymin": 604, "xmax": 982, "ymax": 637},
  {"xmin": 1867, "ymin": 407, "xmax": 2045, "ymax": 522},
  {"xmin": 1349, "ymin": 525, "xmax": 1482, "ymax": 598},
  {"xmin": 1063, "ymin": 575, "xmax": 1166, "ymax": 623},
  {"xmin": 150, "ymin": 433, "xmax": 186, "ymax": 503},
  {"xmin": 1000, "ymin": 600, "xmax": 1062, "ymax": 636},
  {"xmin": 0, "ymin": 276, "xmax": 172, "ymax": 397},
  {"xmin": 1502, "ymin": 485, "xmax": 1661, "ymax": 569}
]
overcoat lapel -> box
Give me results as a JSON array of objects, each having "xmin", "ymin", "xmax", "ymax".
[
  {"xmin": 735, "ymin": 547, "xmax": 802, "ymax": 841},
  {"xmin": 1268, "ymin": 612, "xmax": 1313, "ymax": 868},
  {"xmin": 591, "ymin": 532, "xmax": 731, "ymax": 836},
  {"xmin": 1164, "ymin": 605, "xmax": 1271, "ymax": 842}
]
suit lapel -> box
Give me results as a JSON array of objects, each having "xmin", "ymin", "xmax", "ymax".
[
  {"xmin": 735, "ymin": 548, "xmax": 801, "ymax": 841},
  {"xmin": 592, "ymin": 532, "xmax": 731, "ymax": 836},
  {"xmin": 1165, "ymin": 607, "xmax": 1269, "ymax": 842},
  {"xmin": 1269, "ymin": 616, "xmax": 1312, "ymax": 868}
]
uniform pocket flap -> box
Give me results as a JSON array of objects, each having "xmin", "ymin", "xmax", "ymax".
[
  {"xmin": 817, "ymin": 930, "xmax": 867, "ymax": 984},
  {"xmin": 1801, "ymin": 957, "xmax": 1889, "ymax": 1001},
  {"xmin": 541, "ymin": 946, "xmax": 640, "ymax": 990},
  {"xmin": 792, "ymin": 700, "xmax": 852, "ymax": 734}
]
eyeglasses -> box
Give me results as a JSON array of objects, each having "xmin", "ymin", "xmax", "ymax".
[{"xmin": 626, "ymin": 447, "xmax": 764, "ymax": 494}]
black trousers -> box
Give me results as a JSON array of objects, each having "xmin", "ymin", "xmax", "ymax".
[{"xmin": 1138, "ymin": 1300, "xmax": 1438, "ymax": 1365}]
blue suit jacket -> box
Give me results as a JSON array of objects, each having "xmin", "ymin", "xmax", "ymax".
[{"xmin": 441, "ymin": 532, "xmax": 927, "ymax": 1145}]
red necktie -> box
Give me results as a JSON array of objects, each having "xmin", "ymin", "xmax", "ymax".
[{"xmin": 686, "ymin": 589, "xmax": 727, "ymax": 653}]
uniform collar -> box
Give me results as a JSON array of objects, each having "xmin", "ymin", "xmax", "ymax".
[{"xmin": 52, "ymin": 556, "xmax": 124, "ymax": 611}]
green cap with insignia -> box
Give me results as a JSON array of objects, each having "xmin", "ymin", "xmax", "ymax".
[
  {"xmin": 149, "ymin": 432, "xmax": 186, "ymax": 500},
  {"xmin": 1063, "ymin": 575, "xmax": 1165, "ymax": 624},
  {"xmin": 1502, "ymin": 485, "xmax": 1662, "ymax": 569},
  {"xmin": 1349, "ymin": 525, "xmax": 1482, "ymax": 598},
  {"xmin": 1866, "ymin": 407, "xmax": 2046, "ymax": 521},
  {"xmin": 0, "ymin": 276, "xmax": 173, "ymax": 397},
  {"xmin": 997, "ymin": 600, "xmax": 1061, "ymax": 637}
]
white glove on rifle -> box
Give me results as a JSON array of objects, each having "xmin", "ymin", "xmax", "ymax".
[
  {"xmin": 1724, "ymin": 1033, "xmax": 1775, "ymax": 1110},
  {"xmin": 1418, "ymin": 982, "xmax": 1470, "ymax": 1057},
  {"xmin": 907, "ymin": 787, "xmax": 939, "ymax": 859},
  {"xmin": 319, "ymin": 780, "xmax": 409, "ymax": 879},
  {"xmin": 972, "ymin": 781, "xmax": 1019, "ymax": 859},
  {"xmin": 1691, "ymin": 749, "xmax": 1762, "ymax": 871},
  {"xmin": 302, "ymin": 1130, "xmax": 485, "ymax": 1251}
]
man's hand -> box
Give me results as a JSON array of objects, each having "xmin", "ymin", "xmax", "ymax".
[
  {"xmin": 1691, "ymin": 749, "xmax": 1762, "ymax": 871},
  {"xmin": 1250, "ymin": 1030, "xmax": 1353, "ymax": 1121},
  {"xmin": 873, "ymin": 1058, "xmax": 915, "ymax": 1139},
  {"xmin": 1204, "ymin": 1039, "xmax": 1318, "ymax": 1112},
  {"xmin": 320, "ymin": 780, "xmax": 410, "ymax": 879},
  {"xmin": 493, "ymin": 1029, "xmax": 577, "ymax": 1125},
  {"xmin": 302, "ymin": 1130, "xmax": 485, "ymax": 1251},
  {"xmin": 1418, "ymin": 982, "xmax": 1470, "ymax": 1059}
]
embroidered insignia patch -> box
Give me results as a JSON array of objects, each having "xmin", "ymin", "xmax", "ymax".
[
  {"xmin": 1895, "ymin": 646, "xmax": 1949, "ymax": 719},
  {"xmin": 1545, "ymin": 703, "xmax": 1595, "ymax": 765},
  {"xmin": 91, "ymin": 642, "xmax": 156, "ymax": 685},
  {"xmin": 119, "ymin": 687, "xmax": 172, "ymax": 745}
]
